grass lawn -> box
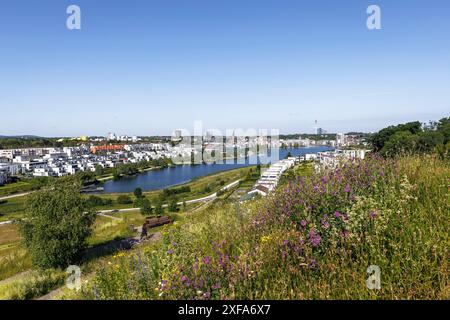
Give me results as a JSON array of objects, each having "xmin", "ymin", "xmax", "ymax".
[
  {"xmin": 0, "ymin": 197, "xmax": 27, "ymax": 222},
  {"xmin": 0, "ymin": 224, "xmax": 32, "ymax": 281},
  {"xmin": 0, "ymin": 182, "xmax": 32, "ymax": 197},
  {"xmin": 0, "ymin": 177, "xmax": 50, "ymax": 198}
]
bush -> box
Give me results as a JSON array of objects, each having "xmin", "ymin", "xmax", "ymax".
[
  {"xmin": 202, "ymin": 185, "xmax": 212, "ymax": 193},
  {"xmin": 163, "ymin": 186, "xmax": 191, "ymax": 197},
  {"xmin": 116, "ymin": 195, "xmax": 133, "ymax": 205},
  {"xmin": 86, "ymin": 195, "xmax": 113, "ymax": 207}
]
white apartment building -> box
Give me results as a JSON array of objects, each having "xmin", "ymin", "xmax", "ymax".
[
  {"xmin": 0, "ymin": 162, "xmax": 22, "ymax": 176},
  {"xmin": 33, "ymin": 167, "xmax": 54, "ymax": 177},
  {"xmin": 0, "ymin": 170, "xmax": 7, "ymax": 185},
  {"xmin": 249, "ymin": 158, "xmax": 296, "ymax": 197}
]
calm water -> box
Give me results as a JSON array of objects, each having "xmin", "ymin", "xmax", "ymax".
[{"xmin": 102, "ymin": 147, "xmax": 332, "ymax": 193}]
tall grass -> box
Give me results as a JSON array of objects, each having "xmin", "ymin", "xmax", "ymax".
[
  {"xmin": 0, "ymin": 269, "xmax": 65, "ymax": 300},
  {"xmin": 76, "ymin": 155, "xmax": 449, "ymax": 300}
]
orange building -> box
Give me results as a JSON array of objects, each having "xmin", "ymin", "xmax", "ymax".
[{"xmin": 90, "ymin": 145, "xmax": 124, "ymax": 154}]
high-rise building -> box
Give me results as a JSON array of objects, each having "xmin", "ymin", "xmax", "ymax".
[
  {"xmin": 171, "ymin": 129, "xmax": 183, "ymax": 142},
  {"xmin": 336, "ymin": 133, "xmax": 346, "ymax": 146},
  {"xmin": 107, "ymin": 132, "xmax": 117, "ymax": 141}
]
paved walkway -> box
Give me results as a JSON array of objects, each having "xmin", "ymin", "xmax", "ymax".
[{"xmin": 0, "ymin": 192, "xmax": 32, "ymax": 201}]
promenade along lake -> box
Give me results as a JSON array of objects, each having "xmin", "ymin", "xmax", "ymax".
[{"xmin": 102, "ymin": 147, "xmax": 333, "ymax": 193}]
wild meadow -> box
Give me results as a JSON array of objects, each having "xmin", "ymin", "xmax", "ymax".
[{"xmin": 74, "ymin": 154, "xmax": 449, "ymax": 299}]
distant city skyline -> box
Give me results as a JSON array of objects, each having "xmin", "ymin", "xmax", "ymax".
[{"xmin": 1, "ymin": 0, "xmax": 449, "ymax": 136}]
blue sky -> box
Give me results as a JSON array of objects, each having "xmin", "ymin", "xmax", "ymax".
[{"xmin": 0, "ymin": 0, "xmax": 449, "ymax": 136}]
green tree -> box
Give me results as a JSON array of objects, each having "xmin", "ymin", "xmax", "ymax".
[
  {"xmin": 416, "ymin": 131, "xmax": 444, "ymax": 153},
  {"xmin": 437, "ymin": 117, "xmax": 450, "ymax": 144},
  {"xmin": 113, "ymin": 171, "xmax": 120, "ymax": 180},
  {"xmin": 134, "ymin": 187, "xmax": 143, "ymax": 199},
  {"xmin": 370, "ymin": 121, "xmax": 421, "ymax": 151},
  {"xmin": 154, "ymin": 201, "xmax": 164, "ymax": 216},
  {"xmin": 19, "ymin": 178, "xmax": 96, "ymax": 269},
  {"xmin": 380, "ymin": 131, "xmax": 417, "ymax": 157},
  {"xmin": 94, "ymin": 165, "xmax": 104, "ymax": 176},
  {"xmin": 168, "ymin": 199, "xmax": 178, "ymax": 212},
  {"xmin": 140, "ymin": 198, "xmax": 152, "ymax": 217}
]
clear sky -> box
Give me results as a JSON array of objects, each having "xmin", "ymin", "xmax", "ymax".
[{"xmin": 0, "ymin": 0, "xmax": 449, "ymax": 137}]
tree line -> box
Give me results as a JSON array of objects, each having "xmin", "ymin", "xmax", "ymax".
[
  {"xmin": 113, "ymin": 158, "xmax": 172, "ymax": 179},
  {"xmin": 369, "ymin": 117, "xmax": 450, "ymax": 157}
]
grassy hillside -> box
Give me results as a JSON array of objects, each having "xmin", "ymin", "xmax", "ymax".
[{"xmin": 73, "ymin": 155, "xmax": 449, "ymax": 300}]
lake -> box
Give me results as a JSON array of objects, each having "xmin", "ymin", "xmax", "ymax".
[{"xmin": 102, "ymin": 146, "xmax": 333, "ymax": 193}]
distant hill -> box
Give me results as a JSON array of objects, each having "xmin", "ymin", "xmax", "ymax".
[{"xmin": 0, "ymin": 135, "xmax": 43, "ymax": 139}]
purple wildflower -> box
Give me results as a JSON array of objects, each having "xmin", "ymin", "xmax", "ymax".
[
  {"xmin": 308, "ymin": 230, "xmax": 321, "ymax": 248},
  {"xmin": 321, "ymin": 219, "xmax": 330, "ymax": 229},
  {"xmin": 308, "ymin": 259, "xmax": 318, "ymax": 269},
  {"xmin": 344, "ymin": 185, "xmax": 351, "ymax": 193},
  {"xmin": 203, "ymin": 256, "xmax": 211, "ymax": 265},
  {"xmin": 203, "ymin": 292, "xmax": 211, "ymax": 299},
  {"xmin": 334, "ymin": 211, "xmax": 341, "ymax": 218},
  {"xmin": 300, "ymin": 220, "xmax": 307, "ymax": 228}
]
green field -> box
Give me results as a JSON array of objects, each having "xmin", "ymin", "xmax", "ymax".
[
  {"xmin": 0, "ymin": 197, "xmax": 26, "ymax": 222},
  {"xmin": 0, "ymin": 177, "xmax": 50, "ymax": 197}
]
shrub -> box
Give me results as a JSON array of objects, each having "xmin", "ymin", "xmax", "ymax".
[{"xmin": 116, "ymin": 195, "xmax": 133, "ymax": 205}]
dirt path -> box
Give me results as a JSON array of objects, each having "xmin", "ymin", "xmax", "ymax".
[{"xmin": 0, "ymin": 270, "xmax": 32, "ymax": 287}]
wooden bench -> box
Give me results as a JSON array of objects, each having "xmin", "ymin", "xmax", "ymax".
[{"xmin": 144, "ymin": 216, "xmax": 173, "ymax": 229}]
